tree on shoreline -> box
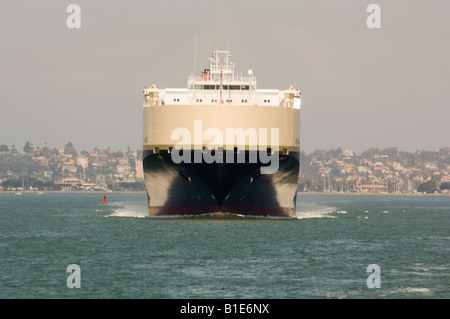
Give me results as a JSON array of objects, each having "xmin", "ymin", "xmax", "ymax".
[
  {"xmin": 417, "ymin": 178, "xmax": 438, "ymax": 194},
  {"xmin": 23, "ymin": 141, "xmax": 32, "ymax": 154}
]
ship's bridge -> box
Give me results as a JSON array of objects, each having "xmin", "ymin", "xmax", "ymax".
[{"xmin": 143, "ymin": 50, "xmax": 301, "ymax": 108}]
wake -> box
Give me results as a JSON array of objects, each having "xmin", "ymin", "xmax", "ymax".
[{"xmin": 295, "ymin": 203, "xmax": 338, "ymax": 219}]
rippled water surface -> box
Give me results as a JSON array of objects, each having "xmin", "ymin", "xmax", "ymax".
[{"xmin": 0, "ymin": 193, "xmax": 448, "ymax": 298}]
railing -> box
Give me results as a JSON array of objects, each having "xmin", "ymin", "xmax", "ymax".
[{"xmin": 187, "ymin": 75, "xmax": 256, "ymax": 84}]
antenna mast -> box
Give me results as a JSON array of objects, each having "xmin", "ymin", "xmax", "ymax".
[{"xmin": 193, "ymin": 36, "xmax": 197, "ymax": 77}]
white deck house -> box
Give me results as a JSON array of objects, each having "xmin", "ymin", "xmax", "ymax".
[{"xmin": 144, "ymin": 50, "xmax": 300, "ymax": 109}]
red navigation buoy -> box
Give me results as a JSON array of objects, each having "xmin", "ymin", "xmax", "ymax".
[{"xmin": 103, "ymin": 195, "xmax": 108, "ymax": 204}]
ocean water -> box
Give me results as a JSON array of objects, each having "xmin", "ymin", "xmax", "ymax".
[{"xmin": 0, "ymin": 193, "xmax": 448, "ymax": 299}]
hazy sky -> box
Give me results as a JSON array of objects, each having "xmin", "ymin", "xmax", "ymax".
[{"xmin": 1, "ymin": 0, "xmax": 449, "ymax": 154}]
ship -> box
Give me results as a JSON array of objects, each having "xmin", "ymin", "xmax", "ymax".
[{"xmin": 142, "ymin": 50, "xmax": 301, "ymax": 217}]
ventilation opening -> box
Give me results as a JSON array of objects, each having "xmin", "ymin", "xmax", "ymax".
[
  {"xmin": 250, "ymin": 172, "xmax": 261, "ymax": 183},
  {"xmin": 180, "ymin": 171, "xmax": 191, "ymax": 183}
]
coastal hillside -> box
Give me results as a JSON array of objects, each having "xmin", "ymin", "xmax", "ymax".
[{"xmin": 0, "ymin": 143, "xmax": 449, "ymax": 194}]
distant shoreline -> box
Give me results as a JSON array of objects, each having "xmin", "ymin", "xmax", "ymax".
[
  {"xmin": 297, "ymin": 191, "xmax": 449, "ymax": 197},
  {"xmin": 1, "ymin": 190, "xmax": 448, "ymax": 197},
  {"xmin": 0, "ymin": 190, "xmax": 146, "ymax": 195}
]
